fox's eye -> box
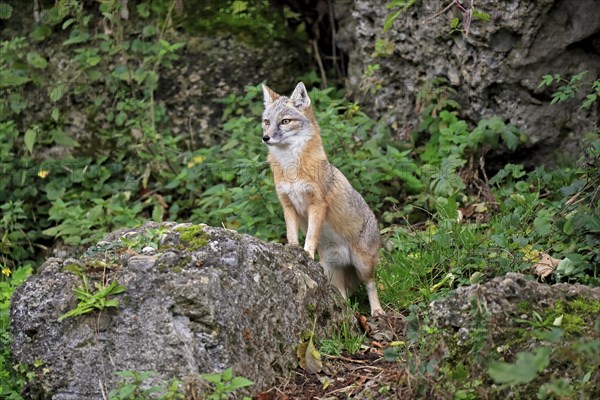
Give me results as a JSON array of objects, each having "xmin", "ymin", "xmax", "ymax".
[
  {"xmin": 263, "ymin": 119, "xmax": 270, "ymax": 126},
  {"xmin": 281, "ymin": 119, "xmax": 291, "ymax": 125}
]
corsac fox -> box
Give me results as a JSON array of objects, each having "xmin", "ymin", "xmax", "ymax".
[{"xmin": 261, "ymin": 82, "xmax": 384, "ymax": 316}]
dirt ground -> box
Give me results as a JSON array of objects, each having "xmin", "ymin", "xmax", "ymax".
[{"xmin": 255, "ymin": 312, "xmax": 411, "ymax": 400}]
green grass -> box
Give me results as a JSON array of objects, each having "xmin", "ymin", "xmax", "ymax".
[{"xmin": 376, "ymin": 159, "xmax": 600, "ymax": 314}]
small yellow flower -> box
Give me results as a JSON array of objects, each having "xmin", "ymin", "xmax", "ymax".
[
  {"xmin": 1, "ymin": 266, "xmax": 11, "ymax": 277},
  {"xmin": 37, "ymin": 169, "xmax": 50, "ymax": 179},
  {"xmin": 187, "ymin": 156, "xmax": 205, "ymax": 168}
]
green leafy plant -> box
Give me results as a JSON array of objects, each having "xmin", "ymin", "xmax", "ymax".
[
  {"xmin": 0, "ymin": 266, "xmax": 31, "ymax": 399},
  {"xmin": 319, "ymin": 302, "xmax": 366, "ymax": 356},
  {"xmin": 119, "ymin": 227, "xmax": 165, "ymax": 252},
  {"xmin": 58, "ymin": 274, "xmax": 126, "ymax": 321},
  {"xmin": 538, "ymin": 70, "xmax": 600, "ymax": 110},
  {"xmin": 199, "ymin": 367, "xmax": 253, "ymax": 400},
  {"xmin": 108, "ymin": 370, "xmax": 183, "ymax": 400},
  {"xmin": 108, "ymin": 368, "xmax": 253, "ymax": 400},
  {"xmin": 0, "ymin": 0, "xmax": 186, "ymax": 268},
  {"xmin": 488, "ymin": 347, "xmax": 551, "ymax": 385}
]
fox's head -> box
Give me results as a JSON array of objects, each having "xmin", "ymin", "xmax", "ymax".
[{"xmin": 261, "ymin": 82, "xmax": 316, "ymax": 148}]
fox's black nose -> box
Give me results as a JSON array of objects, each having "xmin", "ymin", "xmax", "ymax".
[{"xmin": 262, "ymin": 136, "xmax": 270, "ymax": 142}]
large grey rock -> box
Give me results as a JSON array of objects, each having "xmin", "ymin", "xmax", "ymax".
[
  {"xmin": 10, "ymin": 222, "xmax": 344, "ymax": 399},
  {"xmin": 338, "ymin": 0, "xmax": 600, "ymax": 164}
]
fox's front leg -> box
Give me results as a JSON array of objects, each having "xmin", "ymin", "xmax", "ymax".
[
  {"xmin": 279, "ymin": 194, "xmax": 300, "ymax": 245},
  {"xmin": 304, "ymin": 201, "xmax": 327, "ymax": 259}
]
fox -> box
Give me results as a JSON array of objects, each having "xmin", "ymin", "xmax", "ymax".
[{"xmin": 261, "ymin": 82, "xmax": 384, "ymax": 316}]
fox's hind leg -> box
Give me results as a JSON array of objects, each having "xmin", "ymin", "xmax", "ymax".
[
  {"xmin": 318, "ymin": 241, "xmax": 357, "ymax": 301},
  {"xmin": 351, "ymin": 250, "xmax": 384, "ymax": 316}
]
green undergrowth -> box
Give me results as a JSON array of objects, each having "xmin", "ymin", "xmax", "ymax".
[
  {"xmin": 108, "ymin": 368, "xmax": 253, "ymax": 399},
  {"xmin": 377, "ymin": 157, "xmax": 600, "ymax": 310},
  {"xmin": 0, "ymin": 266, "xmax": 31, "ymax": 399}
]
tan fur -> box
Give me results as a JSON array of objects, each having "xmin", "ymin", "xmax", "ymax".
[{"xmin": 262, "ymin": 82, "xmax": 384, "ymax": 316}]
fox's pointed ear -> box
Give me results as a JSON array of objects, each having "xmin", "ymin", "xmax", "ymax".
[
  {"xmin": 262, "ymin": 84, "xmax": 280, "ymax": 108},
  {"xmin": 290, "ymin": 82, "xmax": 311, "ymax": 109}
]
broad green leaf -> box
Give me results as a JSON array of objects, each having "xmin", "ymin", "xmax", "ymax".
[
  {"xmin": 142, "ymin": 25, "xmax": 156, "ymax": 37},
  {"xmin": 86, "ymin": 69, "xmax": 103, "ymax": 81},
  {"xmin": 62, "ymin": 18, "xmax": 76, "ymax": 30},
  {"xmin": 112, "ymin": 65, "xmax": 131, "ymax": 81},
  {"xmin": 584, "ymin": 215, "xmax": 600, "ymax": 232},
  {"xmin": 472, "ymin": 8, "xmax": 490, "ymax": 21},
  {"xmin": 222, "ymin": 367, "xmax": 233, "ymax": 382},
  {"xmin": 0, "ymin": 2, "xmax": 13, "ymax": 19},
  {"xmin": 50, "ymin": 85, "xmax": 65, "ymax": 102},
  {"xmin": 533, "ymin": 211, "xmax": 552, "ymax": 236},
  {"xmin": 30, "ymin": 24, "xmax": 52, "ymax": 41},
  {"xmin": 563, "ymin": 218, "xmax": 574, "ymax": 235},
  {"xmin": 488, "ymin": 347, "xmax": 550, "ymax": 385},
  {"xmin": 227, "ymin": 376, "xmax": 254, "ymax": 391},
  {"xmin": 501, "ymin": 126, "xmax": 519, "ymax": 150},
  {"xmin": 450, "ymin": 17, "xmax": 460, "ymax": 30},
  {"xmin": 26, "ymin": 51, "xmax": 48, "ymax": 69},
  {"xmin": 86, "ymin": 56, "xmax": 101, "ymax": 67},
  {"xmin": 24, "ymin": 129, "xmax": 37, "ymax": 153},
  {"xmin": 581, "ymin": 93, "xmax": 597, "ymax": 109},
  {"xmin": 63, "ymin": 29, "xmax": 90, "ymax": 46},
  {"xmin": 9, "ymin": 93, "xmax": 28, "ymax": 113},
  {"xmin": 51, "ymin": 129, "xmax": 79, "ymax": 147},
  {"xmin": 232, "ymin": 1, "xmax": 248, "ymax": 13},
  {"xmin": 11, "ymin": 266, "xmax": 32, "ymax": 285},
  {"xmin": 0, "ymin": 71, "xmax": 31, "ymax": 87},
  {"xmin": 51, "ymin": 107, "xmax": 60, "ymax": 122},
  {"xmin": 200, "ymin": 372, "xmax": 225, "ymax": 384},
  {"xmin": 557, "ymin": 258, "xmax": 575, "ymax": 275},
  {"xmin": 42, "ymin": 226, "xmax": 61, "ymax": 236},
  {"xmin": 152, "ymin": 203, "xmax": 164, "ymax": 222},
  {"xmin": 137, "ymin": 3, "xmax": 150, "ymax": 18},
  {"xmin": 570, "ymin": 70, "xmax": 587, "ymax": 83}
]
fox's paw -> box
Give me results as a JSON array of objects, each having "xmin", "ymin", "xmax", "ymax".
[{"xmin": 371, "ymin": 308, "xmax": 385, "ymax": 317}]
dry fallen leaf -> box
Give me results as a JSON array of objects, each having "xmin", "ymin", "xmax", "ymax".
[
  {"xmin": 532, "ymin": 253, "xmax": 560, "ymax": 279},
  {"xmin": 297, "ymin": 336, "xmax": 322, "ymax": 374},
  {"xmin": 355, "ymin": 312, "xmax": 371, "ymax": 335},
  {"xmin": 318, "ymin": 375, "xmax": 332, "ymax": 390},
  {"xmin": 553, "ymin": 314, "xmax": 563, "ymax": 326},
  {"xmin": 459, "ymin": 202, "xmax": 488, "ymax": 221}
]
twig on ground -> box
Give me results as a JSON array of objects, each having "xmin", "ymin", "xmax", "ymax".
[{"xmin": 322, "ymin": 354, "xmax": 368, "ymax": 364}]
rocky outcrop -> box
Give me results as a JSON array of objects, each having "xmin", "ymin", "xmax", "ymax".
[
  {"xmin": 338, "ymin": 0, "xmax": 600, "ymax": 164},
  {"xmin": 10, "ymin": 222, "xmax": 344, "ymax": 399},
  {"xmin": 427, "ymin": 273, "xmax": 600, "ymax": 398},
  {"xmin": 430, "ymin": 272, "xmax": 600, "ymax": 330}
]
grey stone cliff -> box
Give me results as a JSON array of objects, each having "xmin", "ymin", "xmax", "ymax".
[{"xmin": 338, "ymin": 0, "xmax": 600, "ymax": 163}]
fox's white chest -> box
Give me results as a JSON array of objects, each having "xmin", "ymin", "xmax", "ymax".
[{"xmin": 276, "ymin": 181, "xmax": 311, "ymax": 218}]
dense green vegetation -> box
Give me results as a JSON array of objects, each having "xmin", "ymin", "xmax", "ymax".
[{"xmin": 0, "ymin": 0, "xmax": 598, "ymax": 398}]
